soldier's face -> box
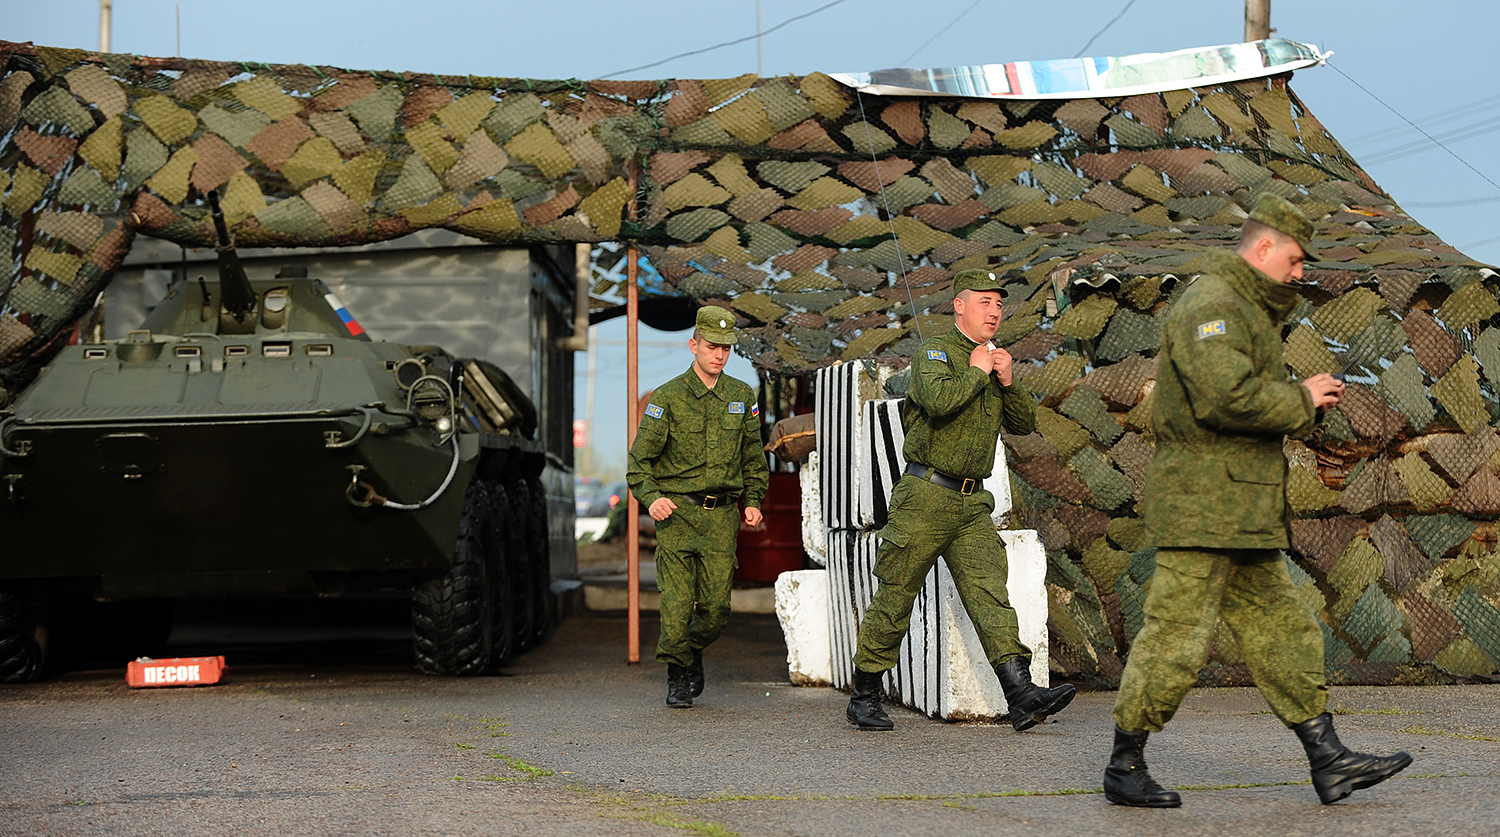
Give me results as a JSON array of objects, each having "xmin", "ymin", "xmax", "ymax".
[
  {"xmin": 689, "ymin": 336, "xmax": 733, "ymax": 377},
  {"xmin": 953, "ymin": 290, "xmax": 1004, "ymax": 341},
  {"xmin": 1250, "ymin": 234, "xmax": 1307, "ymax": 284}
]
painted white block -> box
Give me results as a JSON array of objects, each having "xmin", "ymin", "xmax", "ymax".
[
  {"xmin": 799, "ymin": 452, "xmax": 827, "ymax": 568},
  {"xmin": 1003, "ymin": 528, "xmax": 1050, "ymax": 684},
  {"xmin": 814, "ymin": 363, "xmax": 866, "ymax": 530},
  {"xmin": 985, "ymin": 440, "xmax": 1014, "ymax": 528},
  {"xmin": 935, "ymin": 530, "xmax": 1050, "ymax": 720},
  {"xmin": 774, "ymin": 570, "xmax": 832, "ymax": 686},
  {"xmin": 825, "ymin": 526, "xmax": 1050, "ymax": 723},
  {"xmin": 858, "ymin": 399, "xmax": 906, "ymax": 530}
]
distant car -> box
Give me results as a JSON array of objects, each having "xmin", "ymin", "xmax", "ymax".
[
  {"xmin": 586, "ymin": 482, "xmax": 630, "ymax": 519},
  {"xmin": 574, "ymin": 476, "xmax": 604, "ymax": 517}
]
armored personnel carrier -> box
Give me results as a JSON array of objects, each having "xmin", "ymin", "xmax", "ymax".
[{"xmin": 0, "ymin": 192, "xmax": 555, "ymax": 680}]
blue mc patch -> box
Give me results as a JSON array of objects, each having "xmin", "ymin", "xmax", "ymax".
[
  {"xmin": 1197, "ymin": 320, "xmax": 1227, "ymax": 339},
  {"xmin": 926, "ymin": 349, "xmax": 948, "ymax": 362},
  {"xmin": 645, "ymin": 403, "xmax": 664, "ymax": 419},
  {"xmin": 728, "ymin": 402, "xmax": 745, "ymax": 414}
]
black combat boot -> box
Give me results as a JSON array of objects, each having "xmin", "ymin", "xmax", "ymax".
[
  {"xmin": 1292, "ymin": 712, "xmax": 1411, "ymax": 804},
  {"xmin": 994, "ymin": 657, "xmax": 1076, "ymax": 731},
  {"xmin": 687, "ymin": 648, "xmax": 705, "ymax": 697},
  {"xmin": 666, "ymin": 663, "xmax": 693, "ymax": 708},
  {"xmin": 1103, "ymin": 725, "xmax": 1181, "ymax": 808},
  {"xmin": 846, "ymin": 668, "xmax": 894, "ymax": 730}
]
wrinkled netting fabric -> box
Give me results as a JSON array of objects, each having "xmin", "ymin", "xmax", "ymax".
[{"xmin": 2, "ymin": 41, "xmax": 1499, "ymax": 686}]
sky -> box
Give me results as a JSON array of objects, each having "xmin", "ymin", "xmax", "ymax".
[{"xmin": 8, "ymin": 0, "xmax": 1499, "ymax": 472}]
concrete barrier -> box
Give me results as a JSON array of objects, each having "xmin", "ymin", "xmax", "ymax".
[
  {"xmin": 805, "ymin": 361, "xmax": 1050, "ymax": 722},
  {"xmin": 773, "ymin": 570, "xmax": 832, "ymax": 686}
]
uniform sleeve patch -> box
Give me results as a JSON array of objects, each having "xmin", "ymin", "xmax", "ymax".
[
  {"xmin": 750, "ymin": 402, "xmax": 760, "ymax": 417},
  {"xmin": 645, "ymin": 403, "xmax": 664, "ymax": 419},
  {"xmin": 925, "ymin": 349, "xmax": 948, "ymax": 362},
  {"xmin": 728, "ymin": 402, "xmax": 745, "ymax": 414},
  {"xmin": 1197, "ymin": 320, "xmax": 1227, "ymax": 339}
]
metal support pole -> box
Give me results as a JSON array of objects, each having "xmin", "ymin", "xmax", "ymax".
[
  {"xmin": 1245, "ymin": 0, "xmax": 1271, "ymax": 42},
  {"xmin": 99, "ymin": 0, "xmax": 112, "ymax": 52},
  {"xmin": 625, "ymin": 162, "xmax": 641, "ymax": 664}
]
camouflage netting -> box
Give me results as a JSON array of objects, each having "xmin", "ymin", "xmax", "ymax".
[{"xmin": 2, "ymin": 40, "xmax": 1499, "ymax": 685}]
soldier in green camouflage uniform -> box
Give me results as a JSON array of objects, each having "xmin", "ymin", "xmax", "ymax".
[
  {"xmin": 1104, "ymin": 195, "xmax": 1410, "ymax": 808},
  {"xmin": 845, "ymin": 269, "xmax": 1077, "ymax": 732},
  {"xmin": 626, "ymin": 306, "xmax": 769, "ymax": 708}
]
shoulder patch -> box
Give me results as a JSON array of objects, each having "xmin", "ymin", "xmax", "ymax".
[
  {"xmin": 925, "ymin": 348, "xmax": 948, "ymax": 362},
  {"xmin": 1197, "ymin": 320, "xmax": 1227, "ymax": 339},
  {"xmin": 645, "ymin": 403, "xmax": 664, "ymax": 419},
  {"xmin": 750, "ymin": 402, "xmax": 760, "ymax": 417},
  {"xmin": 728, "ymin": 401, "xmax": 745, "ymax": 414}
]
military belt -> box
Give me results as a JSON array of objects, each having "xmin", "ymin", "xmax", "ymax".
[
  {"xmin": 905, "ymin": 463, "xmax": 978, "ymax": 496},
  {"xmin": 674, "ymin": 491, "xmax": 734, "ymax": 510}
]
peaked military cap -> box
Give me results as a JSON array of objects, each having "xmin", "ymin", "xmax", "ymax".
[
  {"xmin": 695, "ymin": 305, "xmax": 738, "ymax": 344},
  {"xmin": 952, "ymin": 268, "xmax": 1010, "ymax": 298},
  {"xmin": 1248, "ymin": 193, "xmax": 1317, "ymax": 259}
]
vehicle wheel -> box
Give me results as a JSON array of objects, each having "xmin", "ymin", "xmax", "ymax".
[
  {"xmin": 412, "ymin": 479, "xmax": 492, "ymax": 675},
  {"xmin": 502, "ymin": 478, "xmax": 536, "ymax": 652},
  {"xmin": 482, "ymin": 479, "xmax": 515, "ymax": 670},
  {"xmin": 0, "ymin": 589, "xmax": 46, "ymax": 683},
  {"xmin": 524, "ymin": 476, "xmax": 555, "ymax": 645}
]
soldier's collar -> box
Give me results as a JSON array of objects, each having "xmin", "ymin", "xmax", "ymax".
[
  {"xmin": 950, "ymin": 324, "xmax": 982, "ymax": 346},
  {"xmin": 684, "ymin": 365, "xmax": 722, "ymax": 397},
  {"xmin": 1210, "ymin": 249, "xmax": 1301, "ymax": 319}
]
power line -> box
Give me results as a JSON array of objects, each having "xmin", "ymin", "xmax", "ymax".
[
  {"xmin": 1327, "ymin": 61, "xmax": 1500, "ymax": 196},
  {"xmin": 1358, "ymin": 113, "xmax": 1500, "ymax": 166},
  {"xmin": 899, "ymin": 0, "xmax": 984, "ymax": 67},
  {"xmin": 1404, "ymin": 195, "xmax": 1500, "ymax": 208},
  {"xmin": 600, "ymin": 0, "xmax": 853, "ymax": 78},
  {"xmin": 1345, "ymin": 91, "xmax": 1500, "ymax": 147},
  {"xmin": 1458, "ymin": 233, "xmax": 1500, "ymax": 251},
  {"xmin": 1075, "ymin": 0, "xmax": 1140, "ymax": 59}
]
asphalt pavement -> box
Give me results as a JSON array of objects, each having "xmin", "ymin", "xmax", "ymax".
[{"xmin": 1, "ymin": 599, "xmax": 1497, "ymax": 836}]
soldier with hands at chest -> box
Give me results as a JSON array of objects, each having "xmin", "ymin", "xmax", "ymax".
[{"xmin": 845, "ymin": 268, "xmax": 1076, "ymax": 733}]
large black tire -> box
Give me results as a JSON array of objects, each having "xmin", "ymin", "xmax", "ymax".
[
  {"xmin": 524, "ymin": 476, "xmax": 555, "ymax": 646},
  {"xmin": 412, "ymin": 480, "xmax": 493, "ymax": 675},
  {"xmin": 501, "ymin": 478, "xmax": 537, "ymax": 652},
  {"xmin": 482, "ymin": 479, "xmax": 516, "ymax": 671},
  {"xmin": 0, "ymin": 589, "xmax": 45, "ymax": 683}
]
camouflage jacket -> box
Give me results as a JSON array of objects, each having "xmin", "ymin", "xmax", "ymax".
[
  {"xmin": 626, "ymin": 366, "xmax": 769, "ymax": 510},
  {"xmin": 1144, "ymin": 248, "xmax": 1316, "ymax": 549},
  {"xmin": 902, "ymin": 325, "xmax": 1037, "ymax": 480}
]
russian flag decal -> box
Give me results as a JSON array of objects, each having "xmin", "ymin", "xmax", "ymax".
[{"xmin": 324, "ymin": 293, "xmax": 365, "ymax": 337}]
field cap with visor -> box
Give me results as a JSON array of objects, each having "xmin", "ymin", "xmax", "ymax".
[
  {"xmin": 695, "ymin": 305, "xmax": 738, "ymax": 345},
  {"xmin": 952, "ymin": 268, "xmax": 1010, "ymax": 297},
  {"xmin": 1248, "ymin": 193, "xmax": 1317, "ymax": 259}
]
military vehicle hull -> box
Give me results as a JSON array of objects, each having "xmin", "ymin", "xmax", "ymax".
[
  {"xmin": 1, "ymin": 413, "xmax": 475, "ymax": 593},
  {"xmin": 0, "ymin": 256, "xmax": 556, "ymax": 681}
]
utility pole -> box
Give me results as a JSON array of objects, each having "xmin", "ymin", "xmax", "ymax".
[
  {"xmin": 1245, "ymin": 0, "xmax": 1271, "ymax": 42},
  {"xmin": 99, "ymin": 0, "xmax": 111, "ymax": 52},
  {"xmin": 755, "ymin": 0, "xmax": 763, "ymax": 77}
]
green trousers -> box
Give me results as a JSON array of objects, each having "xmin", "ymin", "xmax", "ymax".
[
  {"xmin": 1113, "ymin": 547, "xmax": 1328, "ymax": 732},
  {"xmin": 654, "ymin": 500, "xmax": 739, "ymax": 667},
  {"xmin": 854, "ymin": 476, "xmax": 1029, "ymax": 673}
]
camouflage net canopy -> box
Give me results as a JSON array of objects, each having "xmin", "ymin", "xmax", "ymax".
[{"xmin": 2, "ymin": 40, "xmax": 1500, "ymax": 684}]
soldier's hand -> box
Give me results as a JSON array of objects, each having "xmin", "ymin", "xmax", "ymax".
[
  {"xmin": 968, "ymin": 343, "xmax": 995, "ymax": 374},
  {"xmin": 649, "ymin": 497, "xmax": 678, "ymax": 521},
  {"xmin": 1303, "ymin": 373, "xmax": 1345, "ymax": 409},
  {"xmin": 991, "ymin": 347, "xmax": 1014, "ymax": 386},
  {"xmin": 743, "ymin": 507, "xmax": 763, "ymax": 528}
]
